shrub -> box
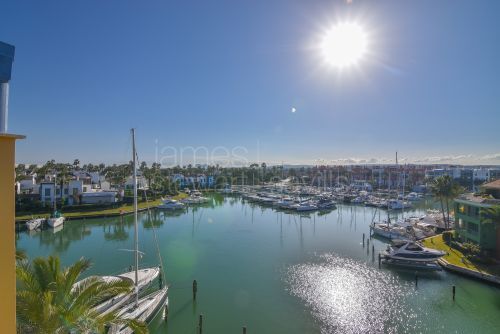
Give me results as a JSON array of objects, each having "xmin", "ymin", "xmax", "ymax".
[{"xmin": 462, "ymin": 242, "xmax": 481, "ymax": 257}]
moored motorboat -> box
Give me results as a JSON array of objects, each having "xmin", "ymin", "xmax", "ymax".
[
  {"xmin": 383, "ymin": 240, "xmax": 446, "ymax": 262},
  {"xmin": 371, "ymin": 222, "xmax": 410, "ymax": 240},
  {"xmin": 157, "ymin": 198, "xmax": 185, "ymax": 210},
  {"xmin": 296, "ymin": 201, "xmax": 318, "ymax": 212},
  {"xmin": 25, "ymin": 218, "xmax": 44, "ymax": 230},
  {"xmin": 316, "ymin": 198, "xmax": 337, "ymax": 210}
]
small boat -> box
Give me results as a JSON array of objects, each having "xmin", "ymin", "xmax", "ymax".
[
  {"xmin": 316, "ymin": 198, "xmax": 337, "ymax": 210},
  {"xmin": 157, "ymin": 199, "xmax": 185, "ymax": 210},
  {"xmin": 406, "ymin": 192, "xmax": 422, "ymax": 201},
  {"xmin": 25, "ymin": 218, "xmax": 44, "ymax": 230},
  {"xmin": 275, "ymin": 198, "xmax": 298, "ymax": 209},
  {"xmin": 47, "ymin": 215, "xmax": 64, "ymax": 228},
  {"xmin": 108, "ymin": 287, "xmax": 168, "ymax": 334},
  {"xmin": 383, "ymin": 240, "xmax": 446, "ymax": 262},
  {"xmin": 371, "ymin": 222, "xmax": 410, "ymax": 240},
  {"xmin": 182, "ymin": 191, "xmax": 210, "ymax": 204},
  {"xmin": 351, "ymin": 197, "xmax": 365, "ymax": 205},
  {"xmin": 296, "ymin": 201, "xmax": 318, "ymax": 212}
]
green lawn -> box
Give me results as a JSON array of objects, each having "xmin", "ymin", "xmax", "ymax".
[
  {"xmin": 422, "ymin": 234, "xmax": 500, "ymax": 276},
  {"xmin": 16, "ymin": 193, "xmax": 187, "ymax": 221}
]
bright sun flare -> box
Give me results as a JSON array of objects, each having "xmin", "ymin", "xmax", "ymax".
[{"xmin": 320, "ymin": 22, "xmax": 368, "ymax": 68}]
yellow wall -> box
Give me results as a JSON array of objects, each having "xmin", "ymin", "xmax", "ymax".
[{"xmin": 0, "ymin": 134, "xmax": 23, "ymax": 333}]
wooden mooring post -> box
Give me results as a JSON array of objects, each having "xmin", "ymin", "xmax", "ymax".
[
  {"xmin": 198, "ymin": 314, "xmax": 203, "ymax": 334},
  {"xmin": 243, "ymin": 326, "xmax": 247, "ymax": 334},
  {"xmin": 452, "ymin": 285, "xmax": 456, "ymax": 301},
  {"xmin": 193, "ymin": 280, "xmax": 198, "ymax": 301}
]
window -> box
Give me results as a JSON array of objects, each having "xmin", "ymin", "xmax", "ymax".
[
  {"xmin": 44, "ymin": 188, "xmax": 51, "ymax": 196},
  {"xmin": 64, "ymin": 189, "xmax": 68, "ymax": 195},
  {"xmin": 467, "ymin": 222, "xmax": 479, "ymax": 235}
]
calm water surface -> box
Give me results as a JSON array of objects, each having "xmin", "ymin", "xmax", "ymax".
[{"xmin": 16, "ymin": 194, "xmax": 500, "ymax": 334}]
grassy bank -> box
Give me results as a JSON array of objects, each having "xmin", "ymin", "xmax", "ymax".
[
  {"xmin": 16, "ymin": 193, "xmax": 187, "ymax": 221},
  {"xmin": 422, "ymin": 234, "xmax": 500, "ymax": 277}
]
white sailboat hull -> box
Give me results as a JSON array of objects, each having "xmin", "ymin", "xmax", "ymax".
[
  {"xmin": 110, "ymin": 287, "xmax": 168, "ymax": 334},
  {"xmin": 47, "ymin": 217, "xmax": 64, "ymax": 228}
]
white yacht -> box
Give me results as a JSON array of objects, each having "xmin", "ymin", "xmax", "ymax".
[
  {"xmin": 383, "ymin": 240, "xmax": 446, "ymax": 262},
  {"xmin": 387, "ymin": 199, "xmax": 412, "ymax": 210},
  {"xmin": 25, "ymin": 218, "xmax": 44, "ymax": 230},
  {"xmin": 182, "ymin": 191, "xmax": 210, "ymax": 204},
  {"xmin": 157, "ymin": 198, "xmax": 185, "ymax": 210},
  {"xmin": 371, "ymin": 222, "xmax": 410, "ymax": 240}
]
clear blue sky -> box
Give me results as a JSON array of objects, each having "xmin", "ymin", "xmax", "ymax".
[{"xmin": 2, "ymin": 0, "xmax": 500, "ymax": 166}]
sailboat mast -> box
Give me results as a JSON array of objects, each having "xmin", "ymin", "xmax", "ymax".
[
  {"xmin": 53, "ymin": 174, "xmax": 57, "ymax": 214},
  {"xmin": 131, "ymin": 128, "xmax": 139, "ymax": 306}
]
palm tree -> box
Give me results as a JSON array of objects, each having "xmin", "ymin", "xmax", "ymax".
[
  {"xmin": 430, "ymin": 175, "xmax": 463, "ymax": 229},
  {"xmin": 73, "ymin": 159, "xmax": 80, "ymax": 171},
  {"xmin": 481, "ymin": 205, "xmax": 500, "ymax": 259},
  {"xmin": 16, "ymin": 256, "xmax": 147, "ymax": 333}
]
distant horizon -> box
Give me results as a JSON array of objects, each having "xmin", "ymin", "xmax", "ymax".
[{"xmin": 14, "ymin": 158, "xmax": 500, "ymax": 169}]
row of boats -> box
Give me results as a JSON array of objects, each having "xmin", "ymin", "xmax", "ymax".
[
  {"xmin": 242, "ymin": 192, "xmax": 337, "ymax": 212},
  {"xmin": 223, "ymin": 185, "xmax": 425, "ymax": 210},
  {"xmin": 157, "ymin": 190, "xmax": 211, "ymax": 210},
  {"xmin": 25, "ymin": 213, "xmax": 65, "ymax": 230}
]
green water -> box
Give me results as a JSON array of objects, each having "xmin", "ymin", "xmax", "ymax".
[{"xmin": 17, "ymin": 194, "xmax": 500, "ymax": 333}]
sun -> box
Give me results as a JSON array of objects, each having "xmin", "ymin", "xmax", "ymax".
[{"xmin": 320, "ymin": 22, "xmax": 368, "ymax": 68}]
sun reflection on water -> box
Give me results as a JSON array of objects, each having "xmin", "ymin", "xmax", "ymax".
[{"xmin": 286, "ymin": 253, "xmax": 422, "ymax": 334}]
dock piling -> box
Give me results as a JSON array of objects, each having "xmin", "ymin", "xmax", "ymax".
[
  {"xmin": 198, "ymin": 314, "xmax": 203, "ymax": 334},
  {"xmin": 243, "ymin": 326, "xmax": 247, "ymax": 334},
  {"xmin": 452, "ymin": 285, "xmax": 456, "ymax": 301},
  {"xmin": 378, "ymin": 253, "xmax": 381, "ymax": 267},
  {"xmin": 362, "ymin": 233, "xmax": 365, "ymax": 247},
  {"xmin": 193, "ymin": 280, "xmax": 198, "ymax": 301}
]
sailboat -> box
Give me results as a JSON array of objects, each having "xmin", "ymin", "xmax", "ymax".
[
  {"xmin": 371, "ymin": 152, "xmax": 411, "ymax": 240},
  {"xmin": 47, "ymin": 176, "xmax": 65, "ymax": 228},
  {"xmin": 108, "ymin": 129, "xmax": 168, "ymax": 333}
]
